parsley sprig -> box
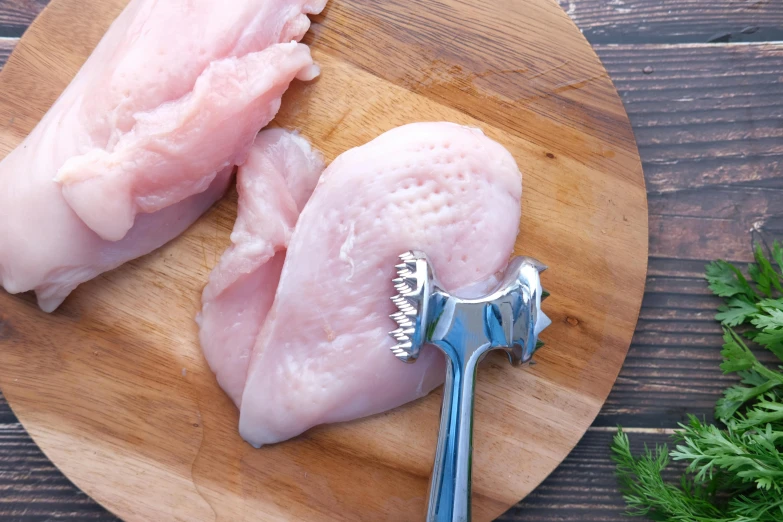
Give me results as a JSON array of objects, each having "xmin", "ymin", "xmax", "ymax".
[{"xmin": 611, "ymin": 242, "xmax": 783, "ymax": 521}]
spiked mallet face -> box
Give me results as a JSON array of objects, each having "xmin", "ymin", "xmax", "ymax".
[{"xmin": 388, "ymin": 251, "xmax": 434, "ymax": 363}]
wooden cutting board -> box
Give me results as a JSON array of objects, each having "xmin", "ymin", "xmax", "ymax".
[{"xmin": 0, "ymin": 0, "xmax": 648, "ymax": 520}]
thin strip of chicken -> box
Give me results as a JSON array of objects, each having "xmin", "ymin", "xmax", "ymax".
[{"xmin": 198, "ymin": 129, "xmax": 324, "ymax": 406}]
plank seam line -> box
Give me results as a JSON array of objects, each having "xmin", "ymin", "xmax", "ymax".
[
  {"xmin": 594, "ymin": 41, "xmax": 783, "ymax": 49},
  {"xmin": 588, "ymin": 426, "xmax": 678, "ymax": 435}
]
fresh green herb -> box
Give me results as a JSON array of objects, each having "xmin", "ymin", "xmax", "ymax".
[{"xmin": 612, "ymin": 242, "xmax": 783, "ymax": 521}]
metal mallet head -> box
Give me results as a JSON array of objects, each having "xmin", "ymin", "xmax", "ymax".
[
  {"xmin": 388, "ymin": 250, "xmax": 551, "ymax": 522},
  {"xmin": 389, "ymin": 250, "xmax": 550, "ymax": 365}
]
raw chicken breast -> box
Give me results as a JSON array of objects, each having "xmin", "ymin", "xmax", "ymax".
[
  {"xmin": 0, "ymin": 0, "xmax": 326, "ymax": 312},
  {"xmin": 197, "ymin": 129, "xmax": 324, "ymax": 406},
  {"xmin": 238, "ymin": 122, "xmax": 524, "ymax": 447},
  {"xmin": 57, "ymin": 42, "xmax": 319, "ymax": 242}
]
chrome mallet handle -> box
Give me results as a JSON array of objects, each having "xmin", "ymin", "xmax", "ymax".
[{"xmin": 427, "ymin": 348, "xmax": 481, "ymax": 522}]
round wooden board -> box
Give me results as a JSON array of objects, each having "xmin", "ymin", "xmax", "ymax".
[{"xmin": 0, "ymin": 0, "xmax": 648, "ymax": 520}]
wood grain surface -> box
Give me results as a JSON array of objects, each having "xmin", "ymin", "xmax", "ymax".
[
  {"xmin": 0, "ymin": 0, "xmax": 647, "ymax": 521},
  {"xmin": 558, "ymin": 0, "xmax": 783, "ymax": 43},
  {"xmin": 3, "ymin": 1, "xmax": 781, "ymax": 521}
]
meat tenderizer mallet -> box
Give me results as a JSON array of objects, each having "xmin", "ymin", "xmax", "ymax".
[{"xmin": 389, "ymin": 251, "xmax": 551, "ymax": 522}]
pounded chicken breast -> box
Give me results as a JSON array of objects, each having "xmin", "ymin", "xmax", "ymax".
[{"xmin": 231, "ymin": 123, "xmax": 525, "ymax": 447}]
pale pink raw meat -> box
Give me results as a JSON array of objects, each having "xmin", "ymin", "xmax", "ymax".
[
  {"xmin": 197, "ymin": 129, "xmax": 324, "ymax": 406},
  {"xmin": 0, "ymin": 0, "xmax": 327, "ymax": 312},
  {"xmin": 237, "ymin": 122, "xmax": 524, "ymax": 447}
]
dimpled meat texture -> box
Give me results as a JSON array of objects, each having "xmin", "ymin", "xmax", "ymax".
[
  {"xmin": 0, "ymin": 0, "xmax": 327, "ymax": 312},
  {"xmin": 197, "ymin": 130, "xmax": 324, "ymax": 406},
  {"xmin": 238, "ymin": 122, "xmax": 523, "ymax": 447}
]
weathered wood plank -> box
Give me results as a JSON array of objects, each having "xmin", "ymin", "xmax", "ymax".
[
  {"xmin": 647, "ymin": 187, "xmax": 783, "ymax": 263},
  {"xmin": 561, "ymin": 0, "xmax": 783, "ymax": 44},
  {"xmin": 0, "ymin": 0, "xmax": 46, "ymax": 37},
  {"xmin": 595, "ymin": 43, "xmax": 783, "ymax": 269},
  {"xmin": 596, "ymin": 43, "xmax": 783, "ymax": 196},
  {"xmin": 0, "ymin": 37, "xmax": 15, "ymax": 63},
  {"xmin": 0, "ymin": 421, "xmax": 117, "ymax": 521},
  {"xmin": 4, "ymin": 0, "xmax": 783, "ymax": 45},
  {"xmin": 0, "ymin": 391, "xmax": 14, "ymax": 425}
]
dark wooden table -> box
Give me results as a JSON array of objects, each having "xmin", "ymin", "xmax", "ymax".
[{"xmin": 1, "ymin": 0, "xmax": 782, "ymax": 520}]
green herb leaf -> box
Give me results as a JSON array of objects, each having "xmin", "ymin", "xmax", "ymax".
[
  {"xmin": 672, "ymin": 415, "xmax": 783, "ymax": 493},
  {"xmin": 751, "ymin": 306, "xmax": 783, "ymax": 361},
  {"xmin": 773, "ymin": 241, "xmax": 783, "ymax": 277},
  {"xmin": 706, "ymin": 260, "xmax": 757, "ymax": 300},
  {"xmin": 716, "ymin": 379, "xmax": 779, "ymax": 421},
  {"xmin": 731, "ymin": 395, "xmax": 783, "ymax": 431},
  {"xmin": 716, "ymin": 298, "xmax": 758, "ymax": 327},
  {"xmin": 729, "ymin": 491, "xmax": 783, "ymax": 521},
  {"xmin": 748, "ymin": 244, "xmax": 783, "ymax": 297},
  {"xmin": 758, "ymin": 298, "xmax": 783, "ymax": 313},
  {"xmin": 720, "ymin": 329, "xmax": 757, "ymax": 374}
]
